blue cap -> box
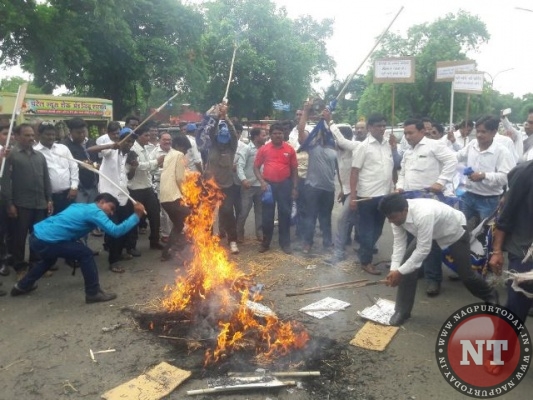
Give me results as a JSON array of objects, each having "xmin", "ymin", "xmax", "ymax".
[
  {"xmin": 186, "ymin": 123, "xmax": 197, "ymax": 132},
  {"xmin": 119, "ymin": 127, "xmax": 136, "ymax": 140}
]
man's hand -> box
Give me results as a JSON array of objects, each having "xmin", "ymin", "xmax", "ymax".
[
  {"xmin": 337, "ymin": 192, "xmax": 344, "ymax": 203},
  {"xmin": 349, "ymin": 196, "xmax": 358, "ymax": 211},
  {"xmin": 302, "ymin": 100, "xmax": 312, "ymax": 113},
  {"xmin": 386, "ymin": 270, "xmax": 402, "ymax": 287},
  {"xmin": 428, "ymin": 182, "xmax": 444, "ymax": 193},
  {"xmin": 7, "ymin": 204, "xmax": 18, "ymax": 218},
  {"xmin": 133, "ymin": 202, "xmax": 146, "ymax": 217},
  {"xmin": 47, "ymin": 201, "xmax": 53, "ymax": 216},
  {"xmin": 67, "ymin": 189, "xmax": 78, "ymax": 200},
  {"xmin": 157, "ymin": 155, "xmax": 165, "ymax": 166},
  {"xmin": 488, "ymin": 253, "xmax": 504, "ymax": 276},
  {"xmin": 218, "ymin": 103, "xmax": 228, "ymax": 119},
  {"xmin": 447, "ymin": 130, "xmax": 456, "ymax": 143},
  {"xmin": 241, "ymin": 179, "xmax": 251, "ymax": 189},
  {"xmin": 260, "ymin": 181, "xmax": 268, "ymax": 192},
  {"xmin": 468, "ymin": 172, "xmax": 485, "ymax": 182},
  {"xmin": 389, "ymin": 133, "xmax": 397, "ymax": 149}
]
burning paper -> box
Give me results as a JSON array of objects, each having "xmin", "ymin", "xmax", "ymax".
[
  {"xmin": 357, "ymin": 298, "xmax": 396, "ymax": 326},
  {"xmin": 299, "ymin": 297, "xmax": 351, "ymax": 319}
]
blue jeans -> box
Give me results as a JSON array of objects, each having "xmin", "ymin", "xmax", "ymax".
[
  {"xmin": 262, "ymin": 179, "xmax": 292, "ymax": 249},
  {"xmin": 460, "ymin": 191, "xmax": 500, "ymax": 222},
  {"xmin": 357, "ymin": 197, "xmax": 386, "ymax": 265},
  {"xmin": 18, "ymin": 235, "xmax": 100, "ymax": 296},
  {"xmin": 295, "ymin": 178, "xmax": 308, "ymax": 240},
  {"xmin": 304, "ymin": 186, "xmax": 334, "ymax": 248}
]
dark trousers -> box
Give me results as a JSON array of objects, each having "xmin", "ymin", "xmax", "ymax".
[
  {"xmin": 18, "ymin": 235, "xmax": 100, "ymax": 296},
  {"xmin": 105, "ymin": 201, "xmax": 135, "ymax": 265},
  {"xmin": 295, "ymin": 178, "xmax": 308, "ymax": 240},
  {"xmin": 129, "ymin": 187, "xmax": 161, "ymax": 245},
  {"xmin": 9, "ymin": 207, "xmax": 47, "ymax": 270},
  {"xmin": 262, "ymin": 179, "xmax": 292, "ymax": 249},
  {"xmin": 395, "ymin": 231, "xmax": 495, "ymax": 315},
  {"xmin": 52, "ymin": 189, "xmax": 74, "ymax": 215},
  {"xmin": 357, "ymin": 197, "xmax": 386, "ymax": 265},
  {"xmin": 219, "ymin": 185, "xmax": 240, "ymax": 243},
  {"xmin": 304, "ymin": 186, "xmax": 334, "ymax": 247},
  {"xmin": 0, "ymin": 199, "xmax": 10, "ymax": 262},
  {"xmin": 161, "ymin": 200, "xmax": 190, "ymax": 254}
]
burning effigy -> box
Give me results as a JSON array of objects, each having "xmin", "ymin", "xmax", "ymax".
[{"xmin": 139, "ymin": 172, "xmax": 309, "ymax": 367}]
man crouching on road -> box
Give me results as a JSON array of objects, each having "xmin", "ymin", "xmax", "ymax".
[
  {"xmin": 11, "ymin": 193, "xmax": 146, "ymax": 303},
  {"xmin": 378, "ymin": 193, "xmax": 499, "ymax": 326}
]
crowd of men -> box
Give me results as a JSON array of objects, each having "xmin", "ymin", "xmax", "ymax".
[{"xmin": 0, "ymin": 104, "xmax": 532, "ymax": 333}]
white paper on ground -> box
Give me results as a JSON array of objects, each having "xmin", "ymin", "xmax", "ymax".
[
  {"xmin": 357, "ymin": 298, "xmax": 396, "ymax": 326},
  {"xmin": 245, "ymin": 300, "xmax": 276, "ymax": 318},
  {"xmin": 299, "ymin": 297, "xmax": 351, "ymax": 319}
]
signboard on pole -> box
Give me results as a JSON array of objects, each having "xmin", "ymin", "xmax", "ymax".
[
  {"xmin": 435, "ymin": 60, "xmax": 476, "ymax": 82},
  {"xmin": 374, "ymin": 57, "xmax": 415, "ymax": 83},
  {"xmin": 453, "ymin": 72, "xmax": 484, "ymax": 94}
]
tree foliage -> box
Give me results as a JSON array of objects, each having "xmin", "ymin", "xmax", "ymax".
[{"xmin": 357, "ymin": 11, "xmax": 492, "ymax": 123}]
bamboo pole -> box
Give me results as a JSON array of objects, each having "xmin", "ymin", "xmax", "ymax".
[{"xmin": 223, "ymin": 44, "xmax": 238, "ymax": 103}]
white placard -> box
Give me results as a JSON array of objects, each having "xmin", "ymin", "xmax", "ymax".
[
  {"xmin": 299, "ymin": 297, "xmax": 351, "ymax": 319},
  {"xmin": 453, "ymin": 72, "xmax": 484, "ymax": 94},
  {"xmin": 374, "ymin": 57, "xmax": 415, "ymax": 83},
  {"xmin": 435, "ymin": 60, "xmax": 476, "ymax": 82},
  {"xmin": 357, "ymin": 298, "xmax": 396, "ymax": 326}
]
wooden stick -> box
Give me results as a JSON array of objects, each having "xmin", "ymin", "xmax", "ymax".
[
  {"xmin": 286, "ymin": 280, "xmax": 386, "ymax": 297},
  {"xmin": 89, "ymin": 349, "xmax": 96, "ymax": 362},
  {"xmin": 303, "ymin": 279, "xmax": 369, "ymax": 292},
  {"xmin": 0, "ymin": 83, "xmax": 28, "ymax": 178},
  {"xmin": 93, "ymin": 349, "xmax": 116, "ymax": 354},
  {"xmin": 186, "ymin": 380, "xmax": 296, "ymax": 395},
  {"xmin": 223, "ymin": 44, "xmax": 238, "ymax": 102},
  {"xmin": 228, "ymin": 371, "xmax": 320, "ymax": 377}
]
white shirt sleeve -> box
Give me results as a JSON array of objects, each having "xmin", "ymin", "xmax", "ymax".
[
  {"xmin": 483, "ymin": 146, "xmax": 514, "ymax": 188},
  {"xmin": 331, "ymin": 124, "xmax": 358, "ymax": 151},
  {"xmin": 398, "ymin": 214, "xmax": 435, "ymax": 275},
  {"xmin": 433, "ymin": 142, "xmax": 457, "ymax": 187},
  {"xmin": 390, "ymin": 224, "xmax": 408, "ymax": 271}
]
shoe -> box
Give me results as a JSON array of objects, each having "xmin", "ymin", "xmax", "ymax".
[
  {"xmin": 139, "ymin": 227, "xmax": 147, "ymax": 235},
  {"xmin": 91, "ymin": 228, "xmax": 103, "ymax": 237},
  {"xmin": 230, "ymin": 241, "xmax": 239, "ymax": 254},
  {"xmin": 0, "ymin": 265, "xmax": 10, "ymax": 276},
  {"xmin": 281, "ymin": 246, "xmax": 292, "ymax": 255},
  {"xmin": 127, "ymin": 248, "xmax": 142, "ymax": 257},
  {"xmin": 109, "ymin": 263, "xmax": 125, "ymax": 273},
  {"xmin": 362, "ymin": 264, "xmax": 382, "ymax": 275},
  {"xmin": 150, "ymin": 242, "xmax": 164, "ymax": 250},
  {"xmin": 258, "ymin": 245, "xmax": 269, "ymax": 253},
  {"xmin": 485, "ymin": 289, "xmax": 499, "ymax": 305},
  {"xmin": 86, "ymin": 289, "xmax": 117, "ymax": 304},
  {"xmin": 426, "ymin": 281, "xmax": 441, "ymax": 296},
  {"xmin": 10, "ymin": 282, "xmax": 38, "ymax": 296},
  {"xmin": 389, "ymin": 311, "xmax": 411, "ymax": 326}
]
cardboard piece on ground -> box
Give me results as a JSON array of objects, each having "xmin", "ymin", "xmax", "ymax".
[
  {"xmin": 101, "ymin": 362, "xmax": 191, "ymax": 400},
  {"xmin": 350, "ymin": 321, "xmax": 399, "ymax": 351},
  {"xmin": 357, "ymin": 298, "xmax": 395, "ymax": 325},
  {"xmin": 299, "ymin": 297, "xmax": 351, "ymax": 319}
]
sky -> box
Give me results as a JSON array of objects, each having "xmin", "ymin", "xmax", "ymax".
[
  {"xmin": 1, "ymin": 0, "xmax": 531, "ymax": 98},
  {"xmin": 274, "ymin": 0, "xmax": 532, "ymax": 97}
]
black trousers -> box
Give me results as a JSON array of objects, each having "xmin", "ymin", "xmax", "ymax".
[
  {"xmin": 395, "ymin": 230, "xmax": 495, "ymax": 315},
  {"xmin": 9, "ymin": 207, "xmax": 47, "ymax": 271},
  {"xmin": 161, "ymin": 200, "xmax": 190, "ymax": 254},
  {"xmin": 52, "ymin": 189, "xmax": 74, "ymax": 215},
  {"xmin": 218, "ymin": 185, "xmax": 240, "ymax": 243},
  {"xmin": 262, "ymin": 179, "xmax": 292, "ymax": 249},
  {"xmin": 105, "ymin": 201, "xmax": 136, "ymax": 265},
  {"xmin": 0, "ymin": 198, "xmax": 10, "ymax": 263},
  {"xmin": 129, "ymin": 187, "xmax": 161, "ymax": 245}
]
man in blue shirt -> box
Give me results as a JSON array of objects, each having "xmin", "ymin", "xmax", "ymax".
[{"xmin": 11, "ymin": 193, "xmax": 146, "ymax": 303}]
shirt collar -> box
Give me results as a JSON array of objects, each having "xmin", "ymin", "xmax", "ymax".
[{"xmin": 472, "ymin": 140, "xmax": 496, "ymax": 154}]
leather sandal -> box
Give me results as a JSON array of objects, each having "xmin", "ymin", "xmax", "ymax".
[{"xmin": 362, "ymin": 264, "xmax": 382, "ymax": 275}]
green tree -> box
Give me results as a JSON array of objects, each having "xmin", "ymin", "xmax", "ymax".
[
  {"xmin": 0, "ymin": 76, "xmax": 45, "ymax": 94},
  {"xmin": 199, "ymin": 0, "xmax": 335, "ymax": 119},
  {"xmin": 358, "ymin": 11, "xmax": 490, "ymax": 123}
]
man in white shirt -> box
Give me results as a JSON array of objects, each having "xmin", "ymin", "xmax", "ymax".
[
  {"xmin": 328, "ymin": 123, "xmax": 360, "ymax": 263},
  {"xmin": 152, "ymin": 133, "xmax": 173, "ymax": 242},
  {"xmin": 235, "ymin": 127, "xmax": 267, "ymax": 242},
  {"xmin": 502, "ymin": 108, "xmax": 533, "ymax": 162},
  {"xmin": 87, "ymin": 129, "xmax": 138, "ymax": 272},
  {"xmin": 34, "ymin": 122, "xmax": 79, "ymax": 215},
  {"xmin": 379, "ymin": 194, "xmax": 499, "ymax": 326},
  {"xmin": 456, "ymin": 115, "xmax": 514, "ymax": 223},
  {"xmin": 349, "ymin": 114, "xmax": 395, "ymax": 275},
  {"xmin": 184, "ymin": 123, "xmax": 203, "ymax": 173},
  {"xmin": 128, "ymin": 125, "xmax": 165, "ymax": 253},
  {"xmin": 96, "ymin": 121, "xmax": 121, "ymax": 146},
  {"xmin": 446, "ymin": 120, "xmax": 474, "ymax": 150},
  {"xmin": 397, "ymin": 118, "xmax": 457, "ymax": 296}
]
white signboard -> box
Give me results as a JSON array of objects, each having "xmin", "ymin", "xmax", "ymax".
[
  {"xmin": 453, "ymin": 72, "xmax": 484, "ymax": 94},
  {"xmin": 374, "ymin": 57, "xmax": 415, "ymax": 83},
  {"xmin": 435, "ymin": 60, "xmax": 476, "ymax": 82}
]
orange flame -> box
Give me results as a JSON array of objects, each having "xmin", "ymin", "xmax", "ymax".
[{"xmin": 161, "ymin": 172, "xmax": 309, "ymax": 365}]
